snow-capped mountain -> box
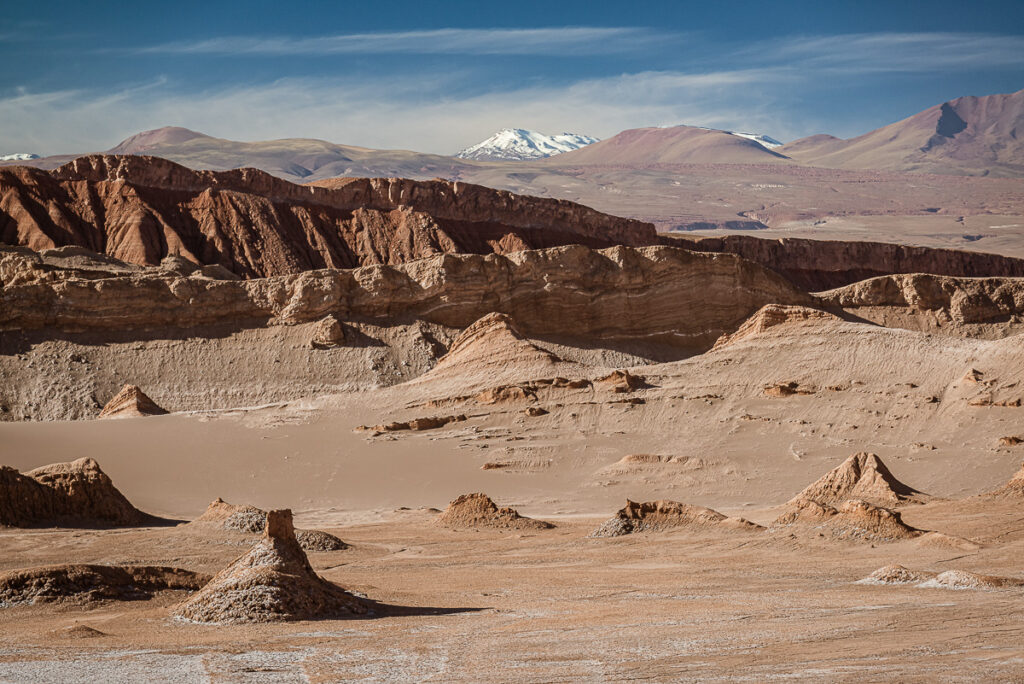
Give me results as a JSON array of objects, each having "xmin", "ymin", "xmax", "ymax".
[
  {"xmin": 0, "ymin": 153, "xmax": 40, "ymax": 161},
  {"xmin": 456, "ymin": 129, "xmax": 599, "ymax": 161}
]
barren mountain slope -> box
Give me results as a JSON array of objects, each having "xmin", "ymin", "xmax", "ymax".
[
  {"xmin": 540, "ymin": 125, "xmax": 790, "ymax": 166},
  {"xmin": 781, "ymin": 88, "xmax": 1024, "ymax": 176}
]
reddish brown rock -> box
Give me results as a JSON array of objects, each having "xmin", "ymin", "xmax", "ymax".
[
  {"xmin": 0, "ymin": 155, "xmax": 657, "ymax": 279},
  {"xmin": 0, "ymin": 458, "xmax": 150, "ymax": 527}
]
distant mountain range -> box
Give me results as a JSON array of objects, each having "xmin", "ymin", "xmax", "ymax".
[
  {"xmin": 455, "ymin": 129, "xmax": 599, "ymax": 161},
  {"xmin": 0, "ymin": 153, "xmax": 40, "ymax": 161},
  {"xmin": 6, "ymin": 88, "xmax": 1022, "ymax": 179},
  {"xmin": 779, "ymin": 89, "xmax": 1024, "ymax": 177}
]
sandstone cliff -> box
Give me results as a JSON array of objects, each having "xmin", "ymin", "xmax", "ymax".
[
  {"xmin": 666, "ymin": 235, "xmax": 1024, "ymax": 290},
  {"xmin": 0, "ymin": 243, "xmax": 810, "ymax": 353},
  {"xmin": 817, "ymin": 273, "xmax": 1024, "ymax": 337},
  {"xmin": 0, "ymin": 155, "xmax": 657, "ymax": 278},
  {"xmin": 0, "ymin": 242, "xmax": 810, "ymax": 420}
]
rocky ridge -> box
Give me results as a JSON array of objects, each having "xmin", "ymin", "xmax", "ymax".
[
  {"xmin": 668, "ymin": 235, "xmax": 1024, "ymax": 291},
  {"xmin": 0, "ymin": 155, "xmax": 656, "ymax": 278},
  {"xmin": 1, "ymin": 243, "xmax": 809, "ymax": 355}
]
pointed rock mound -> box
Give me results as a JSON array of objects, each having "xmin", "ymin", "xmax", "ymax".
[
  {"xmin": 0, "ymin": 564, "xmax": 209, "ymax": 606},
  {"xmin": 712, "ymin": 304, "xmax": 840, "ymax": 350},
  {"xmin": 787, "ymin": 452, "xmax": 926, "ymax": 508},
  {"xmin": 172, "ymin": 509, "xmax": 365, "ymax": 623},
  {"xmin": 437, "ymin": 493, "xmax": 554, "ymax": 530},
  {"xmin": 773, "ymin": 498, "xmax": 923, "ymax": 542},
  {"xmin": 99, "ymin": 385, "xmax": 168, "ymax": 419},
  {"xmin": 0, "ymin": 458, "xmax": 150, "ymax": 527},
  {"xmin": 191, "ymin": 499, "xmax": 348, "ymax": 550},
  {"xmin": 415, "ymin": 313, "xmax": 564, "ymax": 388},
  {"xmin": 590, "ymin": 499, "xmax": 763, "ymax": 537}
]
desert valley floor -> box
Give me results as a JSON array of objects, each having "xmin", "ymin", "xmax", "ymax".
[{"xmin": 3, "ymin": 270, "xmax": 1024, "ymax": 680}]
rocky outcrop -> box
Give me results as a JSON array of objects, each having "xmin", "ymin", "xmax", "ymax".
[
  {"xmin": 190, "ymin": 498, "xmax": 350, "ymax": 551},
  {"xmin": 667, "ymin": 235, "xmax": 1024, "ymax": 290},
  {"xmin": 1, "ymin": 244, "xmax": 810, "ymax": 355},
  {"xmin": 173, "ymin": 509, "xmax": 365, "ymax": 623},
  {"xmin": 0, "ymin": 155, "xmax": 657, "ymax": 278},
  {"xmin": 817, "ymin": 273, "xmax": 1024, "ymax": 332},
  {"xmin": 590, "ymin": 500, "xmax": 763, "ymax": 537},
  {"xmin": 786, "ymin": 453, "xmax": 926, "ymax": 508},
  {"xmin": 712, "ymin": 304, "xmax": 840, "ymax": 350},
  {"xmin": 772, "ymin": 498, "xmax": 924, "ymax": 542},
  {"xmin": 98, "ymin": 384, "xmax": 168, "ymax": 418},
  {"xmin": 437, "ymin": 493, "xmax": 554, "ymax": 530},
  {"xmin": 0, "ymin": 458, "xmax": 151, "ymax": 527},
  {"xmin": 0, "ymin": 564, "xmax": 210, "ymax": 606}
]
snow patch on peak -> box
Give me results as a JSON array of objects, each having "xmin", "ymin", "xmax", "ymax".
[
  {"xmin": 0, "ymin": 153, "xmax": 40, "ymax": 161},
  {"xmin": 657, "ymin": 124, "xmax": 784, "ymax": 150},
  {"xmin": 730, "ymin": 131, "xmax": 784, "ymax": 149},
  {"xmin": 456, "ymin": 128, "xmax": 599, "ymax": 161}
]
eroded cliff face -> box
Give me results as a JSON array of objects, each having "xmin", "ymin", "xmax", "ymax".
[
  {"xmin": 1, "ymin": 243, "xmax": 809, "ymax": 349},
  {"xmin": 817, "ymin": 273, "xmax": 1024, "ymax": 337},
  {"xmin": 666, "ymin": 235, "xmax": 1024, "ymax": 290},
  {"xmin": 0, "ymin": 243, "xmax": 809, "ymax": 420},
  {"xmin": 0, "ymin": 155, "xmax": 658, "ymax": 278}
]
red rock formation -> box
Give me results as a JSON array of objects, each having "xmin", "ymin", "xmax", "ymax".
[{"xmin": 0, "ymin": 155, "xmax": 657, "ymax": 278}]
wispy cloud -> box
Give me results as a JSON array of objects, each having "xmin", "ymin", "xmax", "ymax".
[
  {"xmin": 135, "ymin": 27, "xmax": 672, "ymax": 57},
  {"xmin": 0, "ymin": 69, "xmax": 802, "ymax": 156},
  {"xmin": 748, "ymin": 32, "xmax": 1024, "ymax": 73}
]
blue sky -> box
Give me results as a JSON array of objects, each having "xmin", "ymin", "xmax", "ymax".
[{"xmin": 2, "ymin": 0, "xmax": 1023, "ymax": 155}]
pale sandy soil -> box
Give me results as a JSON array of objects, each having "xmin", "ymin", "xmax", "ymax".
[{"xmin": 2, "ymin": 312, "xmax": 1024, "ymax": 680}]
